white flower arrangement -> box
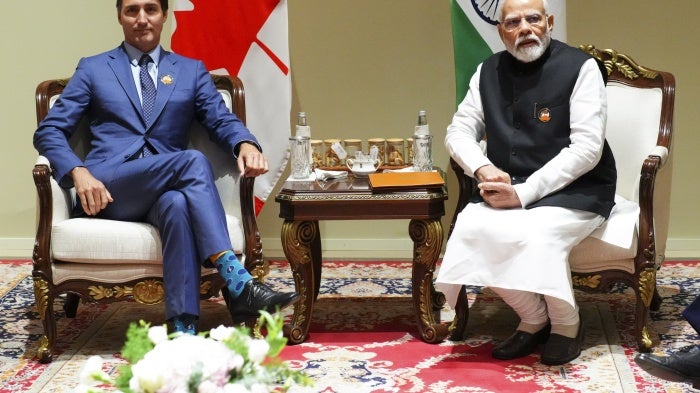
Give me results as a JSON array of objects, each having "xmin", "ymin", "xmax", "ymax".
[{"xmin": 76, "ymin": 311, "xmax": 311, "ymax": 393}]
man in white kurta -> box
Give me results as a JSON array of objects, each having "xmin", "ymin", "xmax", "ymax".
[{"xmin": 436, "ymin": 0, "xmax": 616, "ymax": 366}]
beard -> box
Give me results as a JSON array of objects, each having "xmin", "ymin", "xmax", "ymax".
[{"xmin": 507, "ymin": 27, "xmax": 552, "ymax": 63}]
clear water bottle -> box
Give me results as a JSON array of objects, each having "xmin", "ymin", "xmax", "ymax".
[
  {"xmin": 296, "ymin": 112, "xmax": 311, "ymax": 138},
  {"xmin": 413, "ymin": 110, "xmax": 431, "ymax": 171},
  {"xmin": 415, "ymin": 110, "xmax": 429, "ymax": 136},
  {"xmin": 295, "ymin": 112, "xmax": 312, "ymax": 166}
]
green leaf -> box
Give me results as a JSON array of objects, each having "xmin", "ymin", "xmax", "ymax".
[
  {"xmin": 120, "ymin": 320, "xmax": 156, "ymax": 363},
  {"xmin": 257, "ymin": 310, "xmax": 287, "ymax": 357},
  {"xmin": 113, "ymin": 320, "xmax": 157, "ymax": 392}
]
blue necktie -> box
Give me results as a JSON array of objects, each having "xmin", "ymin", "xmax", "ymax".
[
  {"xmin": 138, "ymin": 54, "xmax": 156, "ymax": 157},
  {"xmin": 139, "ymin": 54, "xmax": 156, "ymax": 124}
]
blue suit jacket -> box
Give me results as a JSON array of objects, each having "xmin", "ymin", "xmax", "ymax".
[{"xmin": 34, "ymin": 44, "xmax": 259, "ymax": 188}]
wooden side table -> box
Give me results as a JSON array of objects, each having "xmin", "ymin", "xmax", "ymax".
[{"xmin": 275, "ymin": 173, "xmax": 451, "ymax": 344}]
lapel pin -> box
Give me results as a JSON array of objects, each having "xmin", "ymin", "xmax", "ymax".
[
  {"xmin": 160, "ymin": 75, "xmax": 174, "ymax": 85},
  {"xmin": 537, "ymin": 107, "xmax": 551, "ymax": 123}
]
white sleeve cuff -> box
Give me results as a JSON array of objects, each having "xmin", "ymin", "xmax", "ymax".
[{"xmin": 513, "ymin": 182, "xmax": 538, "ymax": 207}]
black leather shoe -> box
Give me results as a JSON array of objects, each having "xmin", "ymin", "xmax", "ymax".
[
  {"xmin": 541, "ymin": 321, "xmax": 585, "ymax": 366},
  {"xmin": 492, "ymin": 324, "xmax": 551, "ymax": 360},
  {"xmin": 226, "ymin": 280, "xmax": 299, "ymax": 323},
  {"xmin": 635, "ymin": 345, "xmax": 700, "ymax": 389}
]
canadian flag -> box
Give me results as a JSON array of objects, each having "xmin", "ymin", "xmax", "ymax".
[{"xmin": 171, "ymin": 0, "xmax": 291, "ymax": 214}]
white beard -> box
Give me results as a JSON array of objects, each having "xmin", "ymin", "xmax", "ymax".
[{"xmin": 507, "ymin": 27, "xmax": 552, "ymax": 63}]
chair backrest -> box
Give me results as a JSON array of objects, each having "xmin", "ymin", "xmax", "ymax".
[
  {"xmin": 579, "ymin": 45, "xmax": 675, "ymax": 262},
  {"xmin": 34, "ymin": 74, "xmax": 247, "ymax": 215},
  {"xmin": 578, "ymin": 45, "xmax": 675, "ymax": 203}
]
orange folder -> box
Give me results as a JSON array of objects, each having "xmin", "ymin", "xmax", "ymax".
[{"xmin": 368, "ymin": 171, "xmax": 444, "ymax": 192}]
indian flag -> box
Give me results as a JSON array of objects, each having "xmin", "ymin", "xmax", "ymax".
[{"xmin": 451, "ymin": 0, "xmax": 566, "ymax": 105}]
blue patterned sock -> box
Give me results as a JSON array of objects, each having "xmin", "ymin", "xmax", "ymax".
[
  {"xmin": 172, "ymin": 313, "xmax": 196, "ymax": 335},
  {"xmin": 213, "ymin": 250, "xmax": 253, "ymax": 297}
]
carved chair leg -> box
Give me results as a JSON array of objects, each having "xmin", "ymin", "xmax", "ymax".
[
  {"xmin": 38, "ymin": 299, "xmax": 57, "ymax": 363},
  {"xmin": 63, "ymin": 293, "xmax": 80, "ymax": 318},
  {"xmin": 39, "ymin": 298, "xmax": 57, "ymax": 363},
  {"xmin": 32, "ymin": 276, "xmax": 57, "ymax": 363},
  {"xmin": 635, "ymin": 291, "xmax": 654, "ymax": 353}
]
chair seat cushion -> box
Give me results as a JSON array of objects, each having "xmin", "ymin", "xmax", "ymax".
[
  {"xmin": 569, "ymin": 235, "xmax": 637, "ymax": 274},
  {"xmin": 51, "ymin": 215, "xmax": 244, "ymax": 264}
]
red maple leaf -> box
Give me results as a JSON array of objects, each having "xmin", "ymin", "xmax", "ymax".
[{"xmin": 172, "ymin": 0, "xmax": 287, "ymax": 75}]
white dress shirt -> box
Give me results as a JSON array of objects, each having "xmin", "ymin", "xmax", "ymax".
[{"xmin": 123, "ymin": 42, "xmax": 160, "ymax": 104}]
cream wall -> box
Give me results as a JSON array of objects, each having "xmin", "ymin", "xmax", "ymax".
[
  {"xmin": 0, "ymin": 1, "xmax": 126, "ymax": 256},
  {"xmin": 1, "ymin": 1, "xmax": 697, "ymax": 259}
]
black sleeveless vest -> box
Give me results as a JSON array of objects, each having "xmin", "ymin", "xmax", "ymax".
[{"xmin": 479, "ymin": 40, "xmax": 616, "ymax": 218}]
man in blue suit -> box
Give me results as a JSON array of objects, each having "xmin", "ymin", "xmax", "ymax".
[{"xmin": 33, "ymin": 0, "xmax": 298, "ymax": 334}]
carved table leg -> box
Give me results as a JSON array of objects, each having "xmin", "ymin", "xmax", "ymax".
[
  {"xmin": 409, "ymin": 218, "xmax": 449, "ymax": 343},
  {"xmin": 281, "ymin": 219, "xmax": 320, "ymax": 344}
]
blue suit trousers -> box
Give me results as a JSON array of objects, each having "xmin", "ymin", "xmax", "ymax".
[
  {"xmin": 683, "ymin": 295, "xmax": 700, "ymax": 337},
  {"xmin": 80, "ymin": 150, "xmax": 233, "ymax": 320}
]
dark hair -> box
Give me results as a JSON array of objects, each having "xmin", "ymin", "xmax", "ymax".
[{"xmin": 116, "ymin": 0, "xmax": 169, "ymax": 12}]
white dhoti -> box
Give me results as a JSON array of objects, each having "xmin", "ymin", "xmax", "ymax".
[{"xmin": 436, "ymin": 203, "xmax": 605, "ymax": 310}]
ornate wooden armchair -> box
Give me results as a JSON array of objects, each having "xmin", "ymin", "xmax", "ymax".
[
  {"xmin": 32, "ymin": 74, "xmax": 265, "ymax": 363},
  {"xmin": 447, "ymin": 45, "xmax": 675, "ymax": 352}
]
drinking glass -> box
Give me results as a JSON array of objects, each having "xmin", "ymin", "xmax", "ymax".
[
  {"xmin": 289, "ymin": 136, "xmax": 312, "ymax": 179},
  {"xmin": 412, "ymin": 134, "xmax": 433, "ymax": 172}
]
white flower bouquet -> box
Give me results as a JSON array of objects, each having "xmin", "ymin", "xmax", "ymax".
[{"xmin": 76, "ymin": 311, "xmax": 311, "ymax": 393}]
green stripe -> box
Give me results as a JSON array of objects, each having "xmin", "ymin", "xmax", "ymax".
[{"xmin": 450, "ymin": 0, "xmax": 494, "ymax": 107}]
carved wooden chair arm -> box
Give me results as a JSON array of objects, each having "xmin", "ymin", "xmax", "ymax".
[
  {"xmin": 649, "ymin": 146, "xmax": 669, "ymax": 167},
  {"xmin": 238, "ymin": 176, "xmax": 264, "ymax": 278},
  {"xmin": 449, "ymin": 158, "xmax": 477, "ymax": 238},
  {"xmin": 636, "ymin": 155, "xmax": 662, "ymax": 271},
  {"xmin": 32, "ymin": 162, "xmax": 54, "ymax": 276}
]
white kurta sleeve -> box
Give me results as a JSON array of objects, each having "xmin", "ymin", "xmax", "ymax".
[
  {"xmin": 513, "ymin": 58, "xmax": 608, "ymax": 207},
  {"xmin": 444, "ymin": 64, "xmax": 493, "ymax": 178}
]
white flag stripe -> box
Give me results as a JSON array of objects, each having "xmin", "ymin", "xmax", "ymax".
[
  {"xmin": 257, "ymin": 2, "xmax": 290, "ymax": 67},
  {"xmin": 552, "ymin": 2, "xmax": 567, "ymax": 42},
  {"xmin": 172, "ymin": 0, "xmax": 193, "ymax": 12},
  {"xmin": 457, "ymin": 0, "xmax": 502, "ymax": 53},
  {"xmin": 239, "ymin": 44, "xmax": 291, "ymax": 202},
  {"xmin": 240, "ymin": 1, "xmax": 290, "ymax": 202}
]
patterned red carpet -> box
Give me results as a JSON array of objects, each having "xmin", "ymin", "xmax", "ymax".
[{"xmin": 1, "ymin": 259, "xmax": 698, "ymax": 392}]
